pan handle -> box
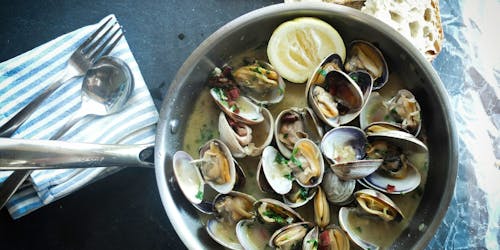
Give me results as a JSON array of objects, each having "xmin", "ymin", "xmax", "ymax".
[{"xmin": 0, "ymin": 138, "xmax": 154, "ymax": 171}]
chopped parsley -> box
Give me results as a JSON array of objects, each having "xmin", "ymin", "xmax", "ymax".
[
  {"xmin": 290, "ymin": 147, "xmax": 303, "ymax": 170},
  {"xmin": 263, "ymin": 210, "xmax": 286, "ymax": 224},
  {"xmin": 195, "ymin": 124, "xmax": 217, "ymax": 144},
  {"xmin": 356, "ymin": 226, "xmax": 363, "ymax": 233},
  {"xmin": 214, "ymin": 87, "xmax": 229, "ymax": 107},
  {"xmin": 251, "ymin": 67, "xmax": 262, "ymax": 74},
  {"xmin": 283, "ymin": 173, "xmax": 294, "ymax": 180},
  {"xmin": 274, "ymin": 153, "xmax": 289, "ymax": 165},
  {"xmin": 195, "ymin": 189, "xmax": 203, "ymax": 200},
  {"xmin": 350, "ymin": 74, "xmax": 359, "ymax": 82},
  {"xmin": 283, "ymin": 133, "xmax": 288, "ymax": 139},
  {"xmin": 299, "ymin": 187, "xmax": 309, "ymax": 200},
  {"xmin": 307, "ymin": 239, "xmax": 319, "ymax": 249}
]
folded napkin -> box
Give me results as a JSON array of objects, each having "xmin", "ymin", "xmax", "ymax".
[{"xmin": 0, "ymin": 15, "xmax": 159, "ymax": 219}]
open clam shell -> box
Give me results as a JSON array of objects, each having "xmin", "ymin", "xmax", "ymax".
[
  {"xmin": 354, "ymin": 189, "xmax": 404, "ymax": 222},
  {"xmin": 321, "ymin": 126, "xmax": 381, "ymax": 180},
  {"xmin": 197, "ymin": 139, "xmax": 237, "ymax": 194},
  {"xmin": 269, "ymin": 221, "xmax": 314, "ymax": 249},
  {"xmin": 338, "ymin": 207, "xmax": 380, "ymax": 250},
  {"xmin": 206, "ymin": 219, "xmax": 243, "ymax": 250},
  {"xmin": 361, "ymin": 130, "xmax": 427, "ymax": 194},
  {"xmin": 172, "ymin": 151, "xmax": 207, "ymax": 206},
  {"xmin": 307, "ymin": 67, "xmax": 364, "ymax": 127},
  {"xmin": 219, "ymin": 107, "xmax": 274, "ymax": 158},
  {"xmin": 255, "ymin": 198, "xmax": 304, "ymax": 225},
  {"xmin": 360, "ymin": 90, "xmax": 422, "ymax": 136},
  {"xmin": 275, "ymin": 107, "xmax": 324, "ymax": 158},
  {"xmin": 283, "ymin": 183, "xmax": 316, "ymax": 208},
  {"xmin": 212, "ymin": 191, "xmax": 257, "ymax": 225},
  {"xmin": 290, "ymin": 139, "xmax": 325, "ymax": 188},
  {"xmin": 344, "ymin": 40, "xmax": 389, "ymax": 90},
  {"xmin": 236, "ymin": 219, "xmax": 274, "ymax": 250},
  {"xmin": 364, "ymin": 122, "xmax": 409, "ymax": 135},
  {"xmin": 258, "ymin": 146, "xmax": 293, "ymax": 195},
  {"xmin": 303, "ymin": 226, "xmax": 320, "ymax": 250},
  {"xmin": 233, "ymin": 60, "xmax": 285, "ymax": 105},
  {"xmin": 210, "ymin": 87, "xmax": 264, "ymax": 125}
]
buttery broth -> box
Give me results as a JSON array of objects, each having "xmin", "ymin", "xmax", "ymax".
[{"xmin": 182, "ymin": 48, "xmax": 428, "ymax": 249}]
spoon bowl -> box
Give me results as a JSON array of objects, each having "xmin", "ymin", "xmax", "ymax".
[
  {"xmin": 82, "ymin": 56, "xmax": 134, "ymax": 116},
  {"xmin": 52, "ymin": 56, "xmax": 134, "ymax": 138}
]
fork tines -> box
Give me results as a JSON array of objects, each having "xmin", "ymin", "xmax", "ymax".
[{"xmin": 81, "ymin": 17, "xmax": 124, "ymax": 62}]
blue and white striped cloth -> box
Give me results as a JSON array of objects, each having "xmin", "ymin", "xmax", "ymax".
[{"xmin": 0, "ymin": 15, "xmax": 159, "ymax": 219}]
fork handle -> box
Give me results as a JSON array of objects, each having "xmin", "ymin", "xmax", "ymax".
[
  {"xmin": 0, "ymin": 170, "xmax": 31, "ymax": 209},
  {"xmin": 0, "ymin": 74, "xmax": 75, "ymax": 138}
]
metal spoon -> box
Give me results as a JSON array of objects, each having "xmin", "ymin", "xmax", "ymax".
[{"xmin": 0, "ymin": 56, "xmax": 134, "ymax": 209}]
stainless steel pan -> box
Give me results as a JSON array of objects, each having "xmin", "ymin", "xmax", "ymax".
[
  {"xmin": 0, "ymin": 3, "xmax": 457, "ymax": 249},
  {"xmin": 154, "ymin": 3, "xmax": 458, "ymax": 249}
]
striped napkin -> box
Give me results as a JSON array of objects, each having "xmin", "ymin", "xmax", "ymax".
[{"xmin": 0, "ymin": 15, "xmax": 159, "ymax": 219}]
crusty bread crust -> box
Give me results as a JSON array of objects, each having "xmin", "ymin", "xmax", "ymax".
[
  {"xmin": 428, "ymin": 0, "xmax": 444, "ymax": 61},
  {"xmin": 283, "ymin": 0, "xmax": 444, "ymax": 61}
]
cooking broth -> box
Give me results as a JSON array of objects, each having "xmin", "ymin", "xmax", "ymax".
[{"xmin": 182, "ymin": 47, "xmax": 428, "ymax": 249}]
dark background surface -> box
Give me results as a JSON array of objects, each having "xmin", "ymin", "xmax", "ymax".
[{"xmin": 0, "ymin": 0, "xmax": 278, "ymax": 249}]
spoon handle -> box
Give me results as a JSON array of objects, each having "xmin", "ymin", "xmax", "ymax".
[
  {"xmin": 0, "ymin": 138, "xmax": 154, "ymax": 171},
  {"xmin": 50, "ymin": 108, "xmax": 90, "ymax": 140}
]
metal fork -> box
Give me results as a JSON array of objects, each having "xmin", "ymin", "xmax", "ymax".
[{"xmin": 0, "ymin": 17, "xmax": 124, "ymax": 209}]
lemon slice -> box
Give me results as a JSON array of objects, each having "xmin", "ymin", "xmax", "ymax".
[{"xmin": 267, "ymin": 17, "xmax": 346, "ymax": 83}]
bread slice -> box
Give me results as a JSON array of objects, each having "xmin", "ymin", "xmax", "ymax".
[
  {"xmin": 360, "ymin": 0, "xmax": 443, "ymax": 61},
  {"xmin": 283, "ymin": 0, "xmax": 444, "ymax": 61}
]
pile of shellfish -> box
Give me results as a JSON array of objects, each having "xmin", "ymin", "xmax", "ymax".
[{"xmin": 173, "ymin": 40, "xmax": 428, "ymax": 249}]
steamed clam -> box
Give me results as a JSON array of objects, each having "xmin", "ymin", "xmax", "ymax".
[
  {"xmin": 320, "ymin": 127, "xmax": 382, "ymax": 180},
  {"xmin": 206, "ymin": 192, "xmax": 257, "ymax": 250},
  {"xmin": 233, "ymin": 60, "xmax": 285, "ymax": 105},
  {"xmin": 275, "ymin": 107, "xmax": 323, "ymax": 158},
  {"xmin": 361, "ymin": 130, "xmax": 427, "ymax": 194},
  {"xmin": 219, "ymin": 107, "xmax": 274, "ymax": 158},
  {"xmin": 255, "ymin": 198, "xmax": 304, "ymax": 225},
  {"xmin": 344, "ymin": 40, "xmax": 389, "ymax": 90},
  {"xmin": 176, "ymin": 26, "xmax": 430, "ymax": 249},
  {"xmin": 360, "ymin": 90, "xmax": 422, "ymax": 136},
  {"xmin": 269, "ymin": 222, "xmax": 313, "ymax": 250},
  {"xmin": 173, "ymin": 139, "xmax": 237, "ymax": 208},
  {"xmin": 306, "ymin": 54, "xmax": 364, "ymax": 127}
]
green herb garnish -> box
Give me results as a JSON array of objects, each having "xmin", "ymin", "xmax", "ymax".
[
  {"xmin": 356, "ymin": 226, "xmax": 363, "ymax": 233},
  {"xmin": 263, "ymin": 210, "xmax": 286, "ymax": 224},
  {"xmin": 283, "ymin": 173, "xmax": 294, "ymax": 180},
  {"xmin": 275, "ymin": 153, "xmax": 289, "ymax": 165},
  {"xmin": 195, "ymin": 190, "xmax": 203, "ymax": 200},
  {"xmin": 290, "ymin": 147, "xmax": 303, "ymax": 170},
  {"xmin": 251, "ymin": 67, "xmax": 262, "ymax": 74},
  {"xmin": 307, "ymin": 239, "xmax": 319, "ymax": 249},
  {"xmin": 283, "ymin": 133, "xmax": 288, "ymax": 139},
  {"xmin": 299, "ymin": 187, "xmax": 308, "ymax": 200}
]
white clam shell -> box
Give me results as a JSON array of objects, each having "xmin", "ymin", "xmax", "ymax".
[
  {"xmin": 219, "ymin": 107, "xmax": 274, "ymax": 158},
  {"xmin": 210, "ymin": 88, "xmax": 264, "ymax": 125},
  {"xmin": 172, "ymin": 151, "xmax": 205, "ymax": 205},
  {"xmin": 198, "ymin": 139, "xmax": 237, "ymax": 194},
  {"xmin": 236, "ymin": 219, "xmax": 274, "ymax": 250},
  {"xmin": 275, "ymin": 107, "xmax": 323, "ymax": 159},
  {"xmin": 338, "ymin": 207, "xmax": 380, "ymax": 250},
  {"xmin": 260, "ymin": 146, "xmax": 293, "ymax": 195},
  {"xmin": 306, "ymin": 64, "xmax": 364, "ymax": 127},
  {"xmin": 206, "ymin": 219, "xmax": 243, "ymax": 250}
]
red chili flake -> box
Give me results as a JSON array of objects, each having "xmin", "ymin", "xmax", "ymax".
[
  {"xmin": 227, "ymin": 87, "xmax": 240, "ymax": 100},
  {"xmin": 387, "ymin": 184, "xmax": 396, "ymax": 193}
]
